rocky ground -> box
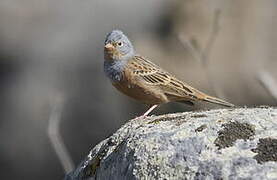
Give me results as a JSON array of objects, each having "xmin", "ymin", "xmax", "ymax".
[{"xmin": 65, "ymin": 107, "xmax": 277, "ymax": 180}]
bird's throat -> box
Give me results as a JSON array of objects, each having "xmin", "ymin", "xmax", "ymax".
[{"xmin": 104, "ymin": 60, "xmax": 127, "ymax": 82}]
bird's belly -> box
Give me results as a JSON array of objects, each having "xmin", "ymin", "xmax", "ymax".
[{"xmin": 112, "ymin": 81, "xmax": 166, "ymax": 105}]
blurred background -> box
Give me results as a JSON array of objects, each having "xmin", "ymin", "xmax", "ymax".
[{"xmin": 0, "ymin": 0, "xmax": 277, "ymax": 179}]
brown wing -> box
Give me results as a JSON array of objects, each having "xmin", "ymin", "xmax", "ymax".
[
  {"xmin": 126, "ymin": 55, "xmax": 234, "ymax": 107},
  {"xmin": 128, "ymin": 55, "xmax": 202, "ymax": 102}
]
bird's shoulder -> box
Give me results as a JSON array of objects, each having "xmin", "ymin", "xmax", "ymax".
[
  {"xmin": 126, "ymin": 55, "xmax": 182, "ymax": 87},
  {"xmin": 127, "ymin": 55, "xmax": 166, "ymax": 75},
  {"xmin": 126, "ymin": 55, "xmax": 199, "ymax": 99}
]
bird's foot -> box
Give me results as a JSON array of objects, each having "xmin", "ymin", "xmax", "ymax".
[
  {"xmin": 133, "ymin": 105, "xmax": 159, "ymax": 120},
  {"xmin": 134, "ymin": 115, "xmax": 147, "ymax": 120}
]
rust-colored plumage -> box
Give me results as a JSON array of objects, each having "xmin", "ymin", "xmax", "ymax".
[
  {"xmin": 104, "ymin": 30, "xmax": 234, "ymax": 117},
  {"xmin": 112, "ymin": 55, "xmax": 233, "ymax": 107}
]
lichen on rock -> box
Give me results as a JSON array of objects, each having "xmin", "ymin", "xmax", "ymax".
[{"xmin": 65, "ymin": 107, "xmax": 277, "ymax": 180}]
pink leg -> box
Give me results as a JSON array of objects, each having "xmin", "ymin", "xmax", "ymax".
[
  {"xmin": 143, "ymin": 105, "xmax": 158, "ymax": 116},
  {"xmin": 136, "ymin": 105, "xmax": 158, "ymax": 119}
]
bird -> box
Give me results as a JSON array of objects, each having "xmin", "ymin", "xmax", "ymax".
[{"xmin": 103, "ymin": 30, "xmax": 234, "ymax": 118}]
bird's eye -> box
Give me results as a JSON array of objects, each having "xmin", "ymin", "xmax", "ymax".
[{"xmin": 117, "ymin": 42, "xmax": 123, "ymax": 47}]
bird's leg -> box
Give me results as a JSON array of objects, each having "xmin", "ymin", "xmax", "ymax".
[
  {"xmin": 135, "ymin": 105, "xmax": 158, "ymax": 119},
  {"xmin": 143, "ymin": 104, "xmax": 158, "ymax": 116}
]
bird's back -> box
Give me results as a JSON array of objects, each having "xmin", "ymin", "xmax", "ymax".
[
  {"xmin": 109, "ymin": 56, "xmax": 167, "ymax": 104},
  {"xmin": 103, "ymin": 30, "xmax": 234, "ymax": 107},
  {"xmin": 118, "ymin": 55, "xmax": 234, "ymax": 107}
]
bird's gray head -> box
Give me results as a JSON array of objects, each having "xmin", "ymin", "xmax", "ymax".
[{"xmin": 104, "ymin": 30, "xmax": 135, "ymax": 61}]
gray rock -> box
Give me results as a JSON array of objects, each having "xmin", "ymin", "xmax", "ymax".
[{"xmin": 65, "ymin": 107, "xmax": 277, "ymax": 180}]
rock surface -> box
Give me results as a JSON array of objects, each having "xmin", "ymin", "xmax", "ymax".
[{"xmin": 65, "ymin": 107, "xmax": 277, "ymax": 180}]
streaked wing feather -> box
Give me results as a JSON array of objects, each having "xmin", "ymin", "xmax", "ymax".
[{"xmin": 129, "ymin": 55, "xmax": 199, "ymax": 100}]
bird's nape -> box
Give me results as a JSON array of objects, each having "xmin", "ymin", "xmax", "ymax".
[
  {"xmin": 103, "ymin": 30, "xmax": 235, "ymax": 118},
  {"xmin": 104, "ymin": 30, "xmax": 135, "ymax": 61}
]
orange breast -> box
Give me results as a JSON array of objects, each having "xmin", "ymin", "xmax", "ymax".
[{"xmin": 112, "ymin": 78, "xmax": 167, "ymax": 105}]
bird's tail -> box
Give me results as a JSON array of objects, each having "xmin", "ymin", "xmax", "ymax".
[{"xmin": 202, "ymin": 95, "xmax": 235, "ymax": 107}]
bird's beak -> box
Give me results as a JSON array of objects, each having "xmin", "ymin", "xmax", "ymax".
[{"xmin": 104, "ymin": 43, "xmax": 114, "ymax": 51}]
